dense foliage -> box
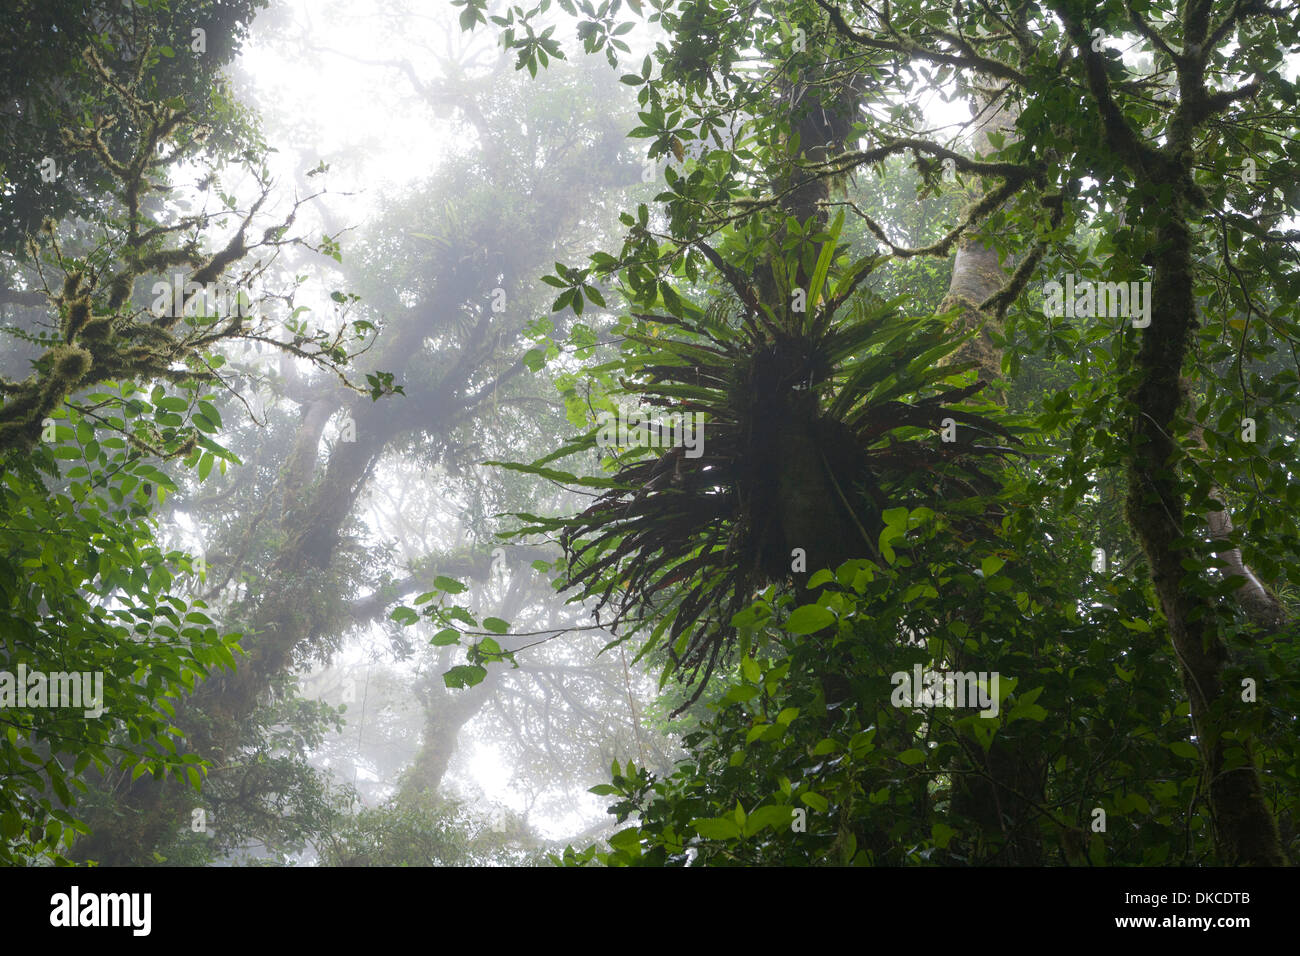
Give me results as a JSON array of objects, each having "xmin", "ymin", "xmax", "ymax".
[
  {"xmin": 2, "ymin": 0, "xmax": 1298, "ymax": 869},
  {"xmin": 469, "ymin": 0, "xmax": 1300, "ymax": 866}
]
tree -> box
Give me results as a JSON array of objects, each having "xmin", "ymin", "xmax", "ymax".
[
  {"xmin": 474, "ymin": 0, "xmax": 1300, "ymax": 865},
  {"xmin": 0, "ymin": 0, "xmax": 267, "ymax": 255},
  {"xmin": 67, "ymin": 23, "xmax": 658, "ymax": 863},
  {"xmin": 0, "ymin": 3, "xmax": 378, "ymax": 865}
]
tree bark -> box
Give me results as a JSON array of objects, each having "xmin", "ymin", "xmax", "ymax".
[
  {"xmin": 1125, "ymin": 192, "xmax": 1286, "ymax": 865},
  {"xmin": 938, "ymin": 93, "xmax": 1019, "ymax": 385},
  {"xmin": 933, "ymin": 93, "xmax": 1048, "ymax": 865}
]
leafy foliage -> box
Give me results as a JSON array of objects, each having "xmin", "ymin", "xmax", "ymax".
[
  {"xmin": 0, "ymin": 0, "xmax": 383, "ymax": 864},
  {"xmin": 0, "ymin": 0, "xmax": 268, "ymax": 254},
  {"xmin": 504, "ymin": 264, "xmax": 1022, "ymax": 698},
  {"xmin": 0, "ymin": 379, "xmax": 242, "ymax": 864},
  {"xmin": 478, "ymin": 0, "xmax": 1300, "ymax": 865}
]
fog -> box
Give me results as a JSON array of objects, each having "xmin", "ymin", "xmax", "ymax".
[{"xmin": 4, "ymin": 0, "xmax": 1297, "ymax": 880}]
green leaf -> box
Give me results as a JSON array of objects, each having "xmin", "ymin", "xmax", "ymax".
[
  {"xmin": 806, "ymin": 210, "xmax": 843, "ymax": 314},
  {"xmin": 443, "ymin": 665, "xmax": 488, "ymax": 689},
  {"xmin": 390, "ymin": 606, "xmax": 419, "ymax": 626},
  {"xmin": 607, "ymin": 828, "xmax": 642, "ymax": 852},
  {"xmin": 743, "ymin": 804, "xmax": 796, "ymax": 836},
  {"xmin": 784, "ymin": 604, "xmax": 835, "ymax": 634},
  {"xmin": 197, "ymin": 400, "xmax": 222, "ymax": 429},
  {"xmin": 482, "ymin": 617, "xmax": 510, "ymax": 634},
  {"xmin": 723, "ymin": 684, "xmax": 760, "ymax": 704},
  {"xmin": 881, "ymin": 506, "xmax": 909, "ymax": 529},
  {"xmin": 691, "ymin": 816, "xmax": 742, "ymax": 840},
  {"xmin": 807, "ymin": 568, "xmax": 834, "ymax": 588},
  {"xmin": 799, "ymin": 792, "xmax": 829, "ymax": 812},
  {"xmin": 931, "ymin": 822, "xmax": 957, "ymax": 849},
  {"xmin": 1169, "ymin": 741, "xmax": 1199, "ymax": 759}
]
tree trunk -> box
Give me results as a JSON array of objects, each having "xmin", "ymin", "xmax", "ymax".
[{"xmin": 1125, "ymin": 189, "xmax": 1286, "ymax": 865}]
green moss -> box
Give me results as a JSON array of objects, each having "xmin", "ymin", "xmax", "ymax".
[
  {"xmin": 50, "ymin": 344, "xmax": 92, "ymax": 382},
  {"xmin": 107, "ymin": 272, "xmax": 133, "ymax": 310},
  {"xmin": 65, "ymin": 297, "xmax": 91, "ymax": 340},
  {"xmin": 61, "ymin": 270, "xmax": 83, "ymax": 299},
  {"xmin": 79, "ymin": 315, "xmax": 116, "ymax": 343}
]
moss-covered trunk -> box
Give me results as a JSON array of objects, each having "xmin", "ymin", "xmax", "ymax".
[{"xmin": 1125, "ymin": 191, "xmax": 1285, "ymax": 866}]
